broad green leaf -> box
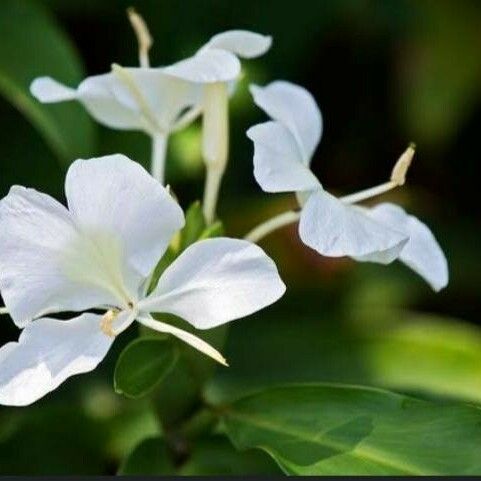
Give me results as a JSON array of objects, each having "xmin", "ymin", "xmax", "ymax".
[
  {"xmin": 207, "ymin": 301, "xmax": 481, "ymax": 404},
  {"xmin": 222, "ymin": 384, "xmax": 481, "ymax": 475},
  {"xmin": 0, "ymin": 0, "xmax": 95, "ymax": 164},
  {"xmin": 180, "ymin": 201, "xmax": 206, "ymax": 250},
  {"xmin": 118, "ymin": 437, "xmax": 174, "ymax": 475},
  {"xmin": 114, "ymin": 337, "xmax": 178, "ymax": 399},
  {"xmin": 179, "ymin": 436, "xmax": 280, "ymax": 475}
]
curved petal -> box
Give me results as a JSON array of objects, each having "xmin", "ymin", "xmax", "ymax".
[
  {"xmin": 0, "ymin": 186, "xmax": 124, "ymax": 327},
  {"xmin": 30, "ymin": 77, "xmax": 77, "ymax": 102},
  {"xmin": 299, "ymin": 190, "xmax": 408, "ymax": 261},
  {"xmin": 247, "ymin": 121, "xmax": 321, "ymax": 193},
  {"xmin": 250, "ymin": 81, "xmax": 322, "ymax": 162},
  {"xmin": 362, "ymin": 203, "xmax": 449, "ymax": 291},
  {"xmin": 77, "ymin": 74, "xmax": 143, "ymax": 130},
  {"xmin": 65, "ymin": 155, "xmax": 185, "ymax": 284},
  {"xmin": 140, "ymin": 238, "xmax": 286, "ymax": 329},
  {"xmin": 0, "ymin": 314, "xmax": 113, "ymax": 406},
  {"xmin": 109, "ymin": 68, "xmax": 203, "ymax": 132},
  {"xmin": 163, "ymin": 49, "xmax": 241, "ymax": 83},
  {"xmin": 201, "ymin": 30, "xmax": 272, "ymax": 58}
]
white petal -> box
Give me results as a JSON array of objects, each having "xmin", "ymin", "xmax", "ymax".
[
  {"xmin": 65, "ymin": 155, "xmax": 185, "ymax": 283},
  {"xmin": 201, "ymin": 30, "xmax": 272, "ymax": 58},
  {"xmin": 250, "ymin": 81, "xmax": 322, "ymax": 162},
  {"xmin": 137, "ymin": 316, "xmax": 227, "ymax": 366},
  {"xmin": 0, "ymin": 314, "xmax": 113, "ymax": 406},
  {"xmin": 140, "ymin": 238, "xmax": 286, "ymax": 329},
  {"xmin": 362, "ymin": 203, "xmax": 449, "ymax": 291},
  {"xmin": 109, "ymin": 68, "xmax": 203, "ymax": 132},
  {"xmin": 163, "ymin": 49, "xmax": 241, "ymax": 83},
  {"xmin": 0, "ymin": 187, "xmax": 123, "ymax": 327},
  {"xmin": 30, "ymin": 77, "xmax": 77, "ymax": 102},
  {"xmin": 77, "ymin": 74, "xmax": 143, "ymax": 130},
  {"xmin": 247, "ymin": 121, "xmax": 321, "ymax": 193},
  {"xmin": 299, "ymin": 190, "xmax": 408, "ymax": 260}
]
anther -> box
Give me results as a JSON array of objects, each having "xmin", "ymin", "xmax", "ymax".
[
  {"xmin": 100, "ymin": 309, "xmax": 118, "ymax": 338},
  {"xmin": 127, "ymin": 7, "xmax": 153, "ymax": 68},
  {"xmin": 391, "ymin": 143, "xmax": 415, "ymax": 186}
]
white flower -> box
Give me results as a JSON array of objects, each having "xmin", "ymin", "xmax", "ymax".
[
  {"xmin": 163, "ymin": 30, "xmax": 272, "ymax": 223},
  {"xmin": 29, "ymin": 30, "xmax": 271, "ymax": 189},
  {"xmin": 0, "ymin": 154, "xmax": 285, "ymax": 406},
  {"xmin": 247, "ymin": 81, "xmax": 448, "ymax": 291},
  {"xmin": 30, "ymin": 69, "xmax": 202, "ymax": 139}
]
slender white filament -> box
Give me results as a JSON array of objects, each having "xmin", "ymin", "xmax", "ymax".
[
  {"xmin": 244, "ymin": 210, "xmax": 300, "ymax": 243},
  {"xmin": 137, "ymin": 315, "xmax": 228, "ymax": 366}
]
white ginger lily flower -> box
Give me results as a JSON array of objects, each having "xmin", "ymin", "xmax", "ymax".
[
  {"xmin": 162, "ymin": 30, "xmax": 272, "ymax": 223},
  {"xmin": 0, "ymin": 155, "xmax": 285, "ymax": 406},
  {"xmin": 30, "ymin": 68, "xmax": 203, "ymax": 183},
  {"xmin": 246, "ymin": 81, "xmax": 448, "ymax": 292}
]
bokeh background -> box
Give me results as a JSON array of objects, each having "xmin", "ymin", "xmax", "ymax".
[{"xmin": 0, "ymin": 0, "xmax": 480, "ymax": 474}]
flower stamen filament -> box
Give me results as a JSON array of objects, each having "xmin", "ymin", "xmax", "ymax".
[
  {"xmin": 340, "ymin": 143, "xmax": 415, "ymax": 205},
  {"xmin": 111, "ymin": 63, "xmax": 164, "ymax": 135},
  {"xmin": 137, "ymin": 315, "xmax": 228, "ymax": 366}
]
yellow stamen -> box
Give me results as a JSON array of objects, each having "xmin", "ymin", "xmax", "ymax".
[{"xmin": 100, "ymin": 309, "xmax": 119, "ymax": 338}]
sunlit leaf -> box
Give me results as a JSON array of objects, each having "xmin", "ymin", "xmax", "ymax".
[
  {"xmin": 222, "ymin": 384, "xmax": 481, "ymax": 475},
  {"xmin": 207, "ymin": 297, "xmax": 481, "ymax": 404}
]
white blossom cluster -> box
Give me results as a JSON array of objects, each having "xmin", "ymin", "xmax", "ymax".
[{"xmin": 0, "ymin": 16, "xmax": 447, "ymax": 406}]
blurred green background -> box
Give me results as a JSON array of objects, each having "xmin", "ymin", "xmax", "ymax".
[{"xmin": 0, "ymin": 0, "xmax": 480, "ymax": 474}]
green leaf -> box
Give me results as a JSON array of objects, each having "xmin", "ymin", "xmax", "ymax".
[
  {"xmin": 207, "ymin": 301, "xmax": 481, "ymax": 404},
  {"xmin": 114, "ymin": 337, "xmax": 178, "ymax": 399},
  {"xmin": 0, "ymin": 0, "xmax": 95, "ymax": 163},
  {"xmin": 179, "ymin": 436, "xmax": 281, "ymax": 475},
  {"xmin": 147, "ymin": 245, "xmax": 177, "ymax": 294},
  {"xmin": 118, "ymin": 437, "xmax": 174, "ymax": 475},
  {"xmin": 180, "ymin": 201, "xmax": 206, "ymax": 250},
  {"xmin": 222, "ymin": 384, "xmax": 481, "ymax": 475}
]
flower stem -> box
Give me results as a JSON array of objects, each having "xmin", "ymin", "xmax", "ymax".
[
  {"xmin": 244, "ymin": 210, "xmax": 301, "ymax": 243},
  {"xmin": 151, "ymin": 133, "xmax": 168, "ymax": 184}
]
